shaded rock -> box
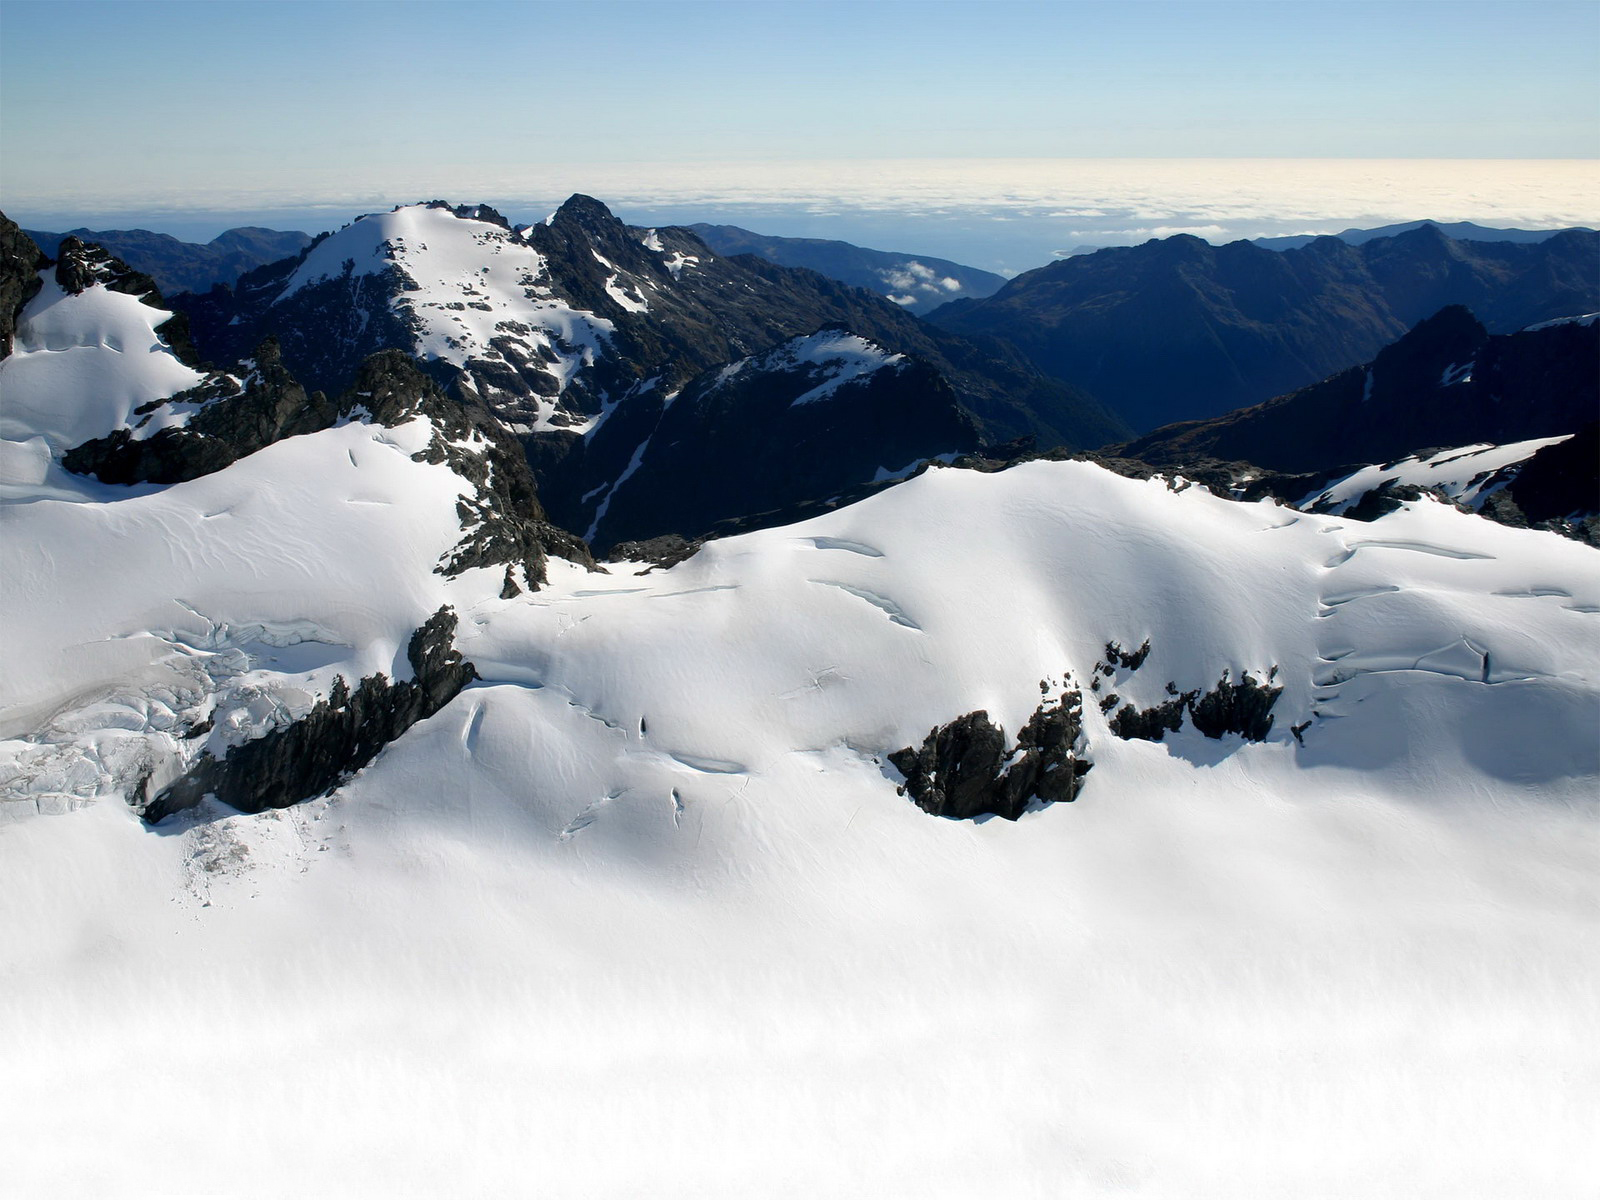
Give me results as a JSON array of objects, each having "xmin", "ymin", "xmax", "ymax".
[
  {"xmin": 1103, "ymin": 639, "xmax": 1151, "ymax": 671},
  {"xmin": 1106, "ymin": 664, "xmax": 1282, "ymax": 743},
  {"xmin": 0, "ymin": 211, "xmax": 47, "ymax": 358},
  {"xmin": 606, "ymin": 533, "xmax": 701, "ymax": 571},
  {"xmin": 49, "ymin": 234, "xmax": 206, "ymax": 367},
  {"xmin": 65, "ymin": 337, "xmax": 330, "ymax": 483},
  {"xmin": 890, "ymin": 686, "xmax": 1091, "ymax": 821},
  {"xmin": 1110, "ymin": 694, "xmax": 1194, "ymax": 741},
  {"xmin": 1188, "ymin": 670, "xmax": 1283, "ymax": 741}
]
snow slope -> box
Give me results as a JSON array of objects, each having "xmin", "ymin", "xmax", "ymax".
[
  {"xmin": 1303, "ymin": 435, "xmax": 1574, "ymax": 514},
  {"xmin": 2, "ymin": 267, "xmax": 1597, "ymax": 1200},
  {"xmin": 0, "ymin": 273, "xmax": 204, "ymax": 456}
]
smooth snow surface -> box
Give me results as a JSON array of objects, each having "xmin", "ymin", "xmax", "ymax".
[
  {"xmin": 0, "ymin": 274, "xmax": 204, "ymax": 454},
  {"xmin": 4, "ymin": 417, "xmax": 1599, "ymax": 1193}
]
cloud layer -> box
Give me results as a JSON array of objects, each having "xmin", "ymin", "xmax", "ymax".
[{"xmin": 8, "ymin": 159, "xmax": 1596, "ymax": 274}]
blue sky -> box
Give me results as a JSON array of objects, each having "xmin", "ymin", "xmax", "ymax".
[{"xmin": 1, "ymin": 0, "xmax": 1596, "ymax": 264}]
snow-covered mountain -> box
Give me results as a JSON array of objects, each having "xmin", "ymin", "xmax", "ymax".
[
  {"xmin": 177, "ymin": 198, "xmax": 1124, "ymax": 449},
  {"xmin": 168, "ymin": 198, "xmax": 1124, "ymax": 548},
  {"xmin": 3, "ymin": 214, "xmax": 1599, "ymax": 1195}
]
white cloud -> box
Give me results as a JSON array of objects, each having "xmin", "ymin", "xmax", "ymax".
[
  {"xmin": 15, "ymin": 159, "xmax": 1596, "ymax": 274},
  {"xmin": 18, "ymin": 159, "xmax": 1600, "ymax": 233}
]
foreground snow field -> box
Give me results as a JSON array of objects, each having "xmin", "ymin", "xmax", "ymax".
[
  {"xmin": 2, "ymin": 250, "xmax": 1597, "ymax": 1196},
  {"xmin": 4, "ymin": 445, "xmax": 1598, "ymax": 1196}
]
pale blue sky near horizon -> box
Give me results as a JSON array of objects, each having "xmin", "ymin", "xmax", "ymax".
[{"xmin": 2, "ymin": 0, "xmax": 1596, "ymax": 270}]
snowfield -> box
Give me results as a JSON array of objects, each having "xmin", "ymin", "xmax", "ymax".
[
  {"xmin": 2, "ymin": 262, "xmax": 1598, "ymax": 1196},
  {"xmin": 0, "ymin": 276, "xmax": 204, "ymax": 453},
  {"xmin": 3, "ymin": 446, "xmax": 1597, "ymax": 1195}
]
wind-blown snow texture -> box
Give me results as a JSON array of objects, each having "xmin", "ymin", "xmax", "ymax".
[{"xmin": 3, "ymin": 220, "xmax": 1599, "ymax": 1198}]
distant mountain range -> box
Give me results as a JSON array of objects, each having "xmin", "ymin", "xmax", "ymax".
[
  {"xmin": 21, "ymin": 226, "xmax": 311, "ymax": 296},
  {"xmin": 687, "ymin": 224, "xmax": 1006, "ymax": 314},
  {"xmin": 1252, "ymin": 220, "xmax": 1595, "ymax": 251},
  {"xmin": 929, "ymin": 223, "xmax": 1600, "ymax": 431},
  {"xmin": 10, "ymin": 204, "xmax": 1594, "ymax": 552},
  {"xmin": 1053, "ymin": 220, "xmax": 1593, "ymax": 260}
]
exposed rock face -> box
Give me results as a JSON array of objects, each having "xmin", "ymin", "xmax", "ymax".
[
  {"xmin": 1092, "ymin": 639, "xmax": 1284, "ymax": 744},
  {"xmin": 890, "ymin": 686, "xmax": 1091, "ymax": 821},
  {"xmin": 1188, "ymin": 670, "xmax": 1284, "ymax": 741},
  {"xmin": 1110, "ymin": 670, "xmax": 1283, "ymax": 743},
  {"xmin": 552, "ymin": 329, "xmax": 983, "ymax": 550},
  {"xmin": 142, "ymin": 608, "xmax": 477, "ymax": 823},
  {"xmin": 1103, "ymin": 639, "xmax": 1152, "ymax": 671},
  {"xmin": 0, "ymin": 212, "xmax": 47, "ymax": 358},
  {"xmin": 929, "ymin": 224, "xmax": 1600, "ymax": 431},
  {"xmin": 1109, "ymin": 694, "xmax": 1193, "ymax": 741},
  {"xmin": 64, "ymin": 345, "xmax": 592, "ymax": 592},
  {"xmin": 156, "ymin": 195, "xmax": 1133, "ymax": 554},
  {"xmin": 1476, "ymin": 421, "xmax": 1600, "ymax": 544}
]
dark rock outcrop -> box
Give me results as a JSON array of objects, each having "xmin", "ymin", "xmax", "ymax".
[
  {"xmin": 1480, "ymin": 421, "xmax": 1600, "ymax": 543},
  {"xmin": 142, "ymin": 608, "xmax": 477, "ymax": 823},
  {"xmin": 1109, "ymin": 694, "xmax": 1194, "ymax": 741},
  {"xmin": 0, "ymin": 211, "xmax": 47, "ymax": 358},
  {"xmin": 1102, "ymin": 642, "xmax": 1283, "ymax": 744},
  {"xmin": 1188, "ymin": 669, "xmax": 1283, "ymax": 741},
  {"xmin": 64, "ymin": 337, "xmax": 330, "ymax": 483},
  {"xmin": 48, "ymin": 234, "xmax": 205, "ymax": 368},
  {"xmin": 1103, "ymin": 639, "xmax": 1152, "ymax": 671},
  {"xmin": 889, "ymin": 686, "xmax": 1091, "ymax": 821}
]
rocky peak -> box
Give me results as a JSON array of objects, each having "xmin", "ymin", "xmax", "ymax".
[
  {"xmin": 448, "ymin": 202, "xmax": 512, "ymax": 230},
  {"xmin": 1369, "ymin": 304, "xmax": 1488, "ymax": 399},
  {"xmin": 550, "ymin": 193, "xmax": 624, "ymax": 235}
]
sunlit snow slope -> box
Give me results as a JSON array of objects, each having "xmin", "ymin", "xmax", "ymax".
[{"xmin": 3, "ymin": 265, "xmax": 1599, "ymax": 1196}]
